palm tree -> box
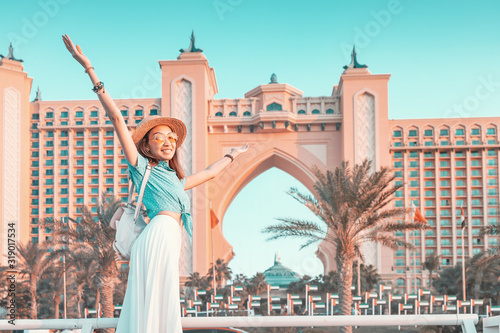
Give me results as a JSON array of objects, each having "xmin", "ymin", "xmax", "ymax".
[
  {"xmin": 423, "ymin": 253, "xmax": 440, "ymax": 292},
  {"xmin": 264, "ymin": 160, "xmax": 427, "ymax": 333},
  {"xmin": 48, "ymin": 192, "xmax": 121, "ymax": 326},
  {"xmin": 207, "ymin": 258, "xmax": 232, "ymax": 290},
  {"xmin": 248, "ymin": 272, "xmax": 267, "ymax": 295},
  {"xmin": 66, "ymin": 250, "xmax": 97, "ymax": 318},
  {"xmin": 16, "ymin": 241, "xmax": 60, "ymax": 319},
  {"xmin": 433, "ymin": 265, "xmax": 461, "ymax": 296},
  {"xmin": 320, "ymin": 271, "xmax": 339, "ymax": 293},
  {"xmin": 38, "ymin": 264, "xmax": 65, "ymax": 319},
  {"xmin": 360, "ymin": 264, "xmax": 381, "ymax": 293}
]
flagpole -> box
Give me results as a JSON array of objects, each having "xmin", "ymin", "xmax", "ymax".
[
  {"xmin": 460, "ymin": 206, "xmax": 466, "ymax": 306},
  {"xmin": 411, "ymin": 202, "xmax": 417, "ymax": 294},
  {"xmin": 210, "ymin": 201, "xmax": 216, "ymax": 296}
]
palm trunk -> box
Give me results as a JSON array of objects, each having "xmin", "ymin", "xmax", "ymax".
[
  {"xmin": 100, "ymin": 274, "xmax": 116, "ymax": 333},
  {"xmin": 54, "ymin": 297, "xmax": 61, "ymax": 319},
  {"xmin": 30, "ymin": 274, "xmax": 37, "ymax": 319},
  {"xmin": 77, "ymin": 284, "xmax": 83, "ymax": 318},
  {"xmin": 95, "ymin": 289, "xmax": 100, "ymax": 316},
  {"xmin": 338, "ymin": 258, "xmax": 354, "ymax": 333}
]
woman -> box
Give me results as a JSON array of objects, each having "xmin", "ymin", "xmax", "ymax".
[{"xmin": 62, "ymin": 34, "xmax": 248, "ymax": 332}]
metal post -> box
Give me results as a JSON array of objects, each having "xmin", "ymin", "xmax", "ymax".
[
  {"xmin": 63, "ymin": 254, "xmax": 67, "ymax": 319},
  {"xmin": 461, "ymin": 229, "xmax": 466, "ymax": 306}
]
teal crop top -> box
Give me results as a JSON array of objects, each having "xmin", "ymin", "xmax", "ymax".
[{"xmin": 127, "ymin": 154, "xmax": 192, "ymax": 240}]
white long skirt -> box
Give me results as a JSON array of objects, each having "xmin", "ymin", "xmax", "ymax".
[{"xmin": 116, "ymin": 214, "xmax": 182, "ymax": 333}]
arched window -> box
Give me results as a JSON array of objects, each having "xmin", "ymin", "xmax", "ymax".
[
  {"xmin": 298, "ymin": 110, "xmax": 306, "ymax": 115},
  {"xmin": 266, "ymin": 102, "xmax": 282, "ymax": 111},
  {"xmin": 312, "ymin": 109, "xmax": 320, "ymax": 114},
  {"xmin": 396, "ymin": 278, "xmax": 405, "ymax": 286},
  {"xmin": 326, "ymin": 109, "xmax": 334, "ymax": 114},
  {"xmin": 229, "ymin": 111, "xmax": 237, "ymax": 117},
  {"xmin": 215, "ymin": 112, "xmax": 223, "ymax": 117},
  {"xmin": 243, "ymin": 111, "xmax": 251, "ymax": 116}
]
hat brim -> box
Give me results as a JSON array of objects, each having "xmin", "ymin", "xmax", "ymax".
[{"xmin": 132, "ymin": 116, "xmax": 187, "ymax": 147}]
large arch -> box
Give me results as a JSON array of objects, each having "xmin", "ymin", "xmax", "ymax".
[{"xmin": 196, "ymin": 145, "xmax": 329, "ymax": 276}]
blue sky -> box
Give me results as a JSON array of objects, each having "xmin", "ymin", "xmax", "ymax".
[{"xmin": 2, "ymin": 0, "xmax": 500, "ymax": 277}]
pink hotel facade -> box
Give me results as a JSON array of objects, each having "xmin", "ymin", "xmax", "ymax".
[{"xmin": 1, "ymin": 42, "xmax": 499, "ymax": 293}]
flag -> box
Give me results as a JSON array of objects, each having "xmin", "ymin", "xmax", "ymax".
[
  {"xmin": 460, "ymin": 207, "xmax": 466, "ymax": 229},
  {"xmin": 210, "ymin": 208, "xmax": 220, "ymax": 228},
  {"xmin": 412, "ymin": 203, "xmax": 428, "ymax": 224}
]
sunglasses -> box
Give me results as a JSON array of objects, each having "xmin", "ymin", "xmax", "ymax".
[{"xmin": 151, "ymin": 132, "xmax": 178, "ymax": 145}]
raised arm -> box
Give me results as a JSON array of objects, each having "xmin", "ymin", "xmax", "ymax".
[
  {"xmin": 184, "ymin": 143, "xmax": 249, "ymax": 190},
  {"xmin": 62, "ymin": 34, "xmax": 139, "ymax": 166}
]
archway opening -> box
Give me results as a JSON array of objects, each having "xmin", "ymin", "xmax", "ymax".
[{"xmin": 223, "ymin": 167, "xmax": 324, "ymax": 279}]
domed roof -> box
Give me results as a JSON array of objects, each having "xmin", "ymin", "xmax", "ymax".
[{"xmin": 263, "ymin": 251, "xmax": 301, "ymax": 287}]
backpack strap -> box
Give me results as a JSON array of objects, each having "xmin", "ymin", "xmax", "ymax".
[{"xmin": 133, "ymin": 165, "xmax": 152, "ymax": 222}]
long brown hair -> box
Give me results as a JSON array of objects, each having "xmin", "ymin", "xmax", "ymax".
[{"xmin": 137, "ymin": 130, "xmax": 185, "ymax": 180}]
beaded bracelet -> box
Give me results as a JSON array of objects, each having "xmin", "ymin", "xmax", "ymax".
[
  {"xmin": 224, "ymin": 154, "xmax": 234, "ymax": 162},
  {"xmin": 92, "ymin": 81, "xmax": 105, "ymax": 94}
]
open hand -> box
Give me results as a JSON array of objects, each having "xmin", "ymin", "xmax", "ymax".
[
  {"xmin": 62, "ymin": 34, "xmax": 91, "ymax": 70},
  {"xmin": 230, "ymin": 143, "xmax": 249, "ymax": 158}
]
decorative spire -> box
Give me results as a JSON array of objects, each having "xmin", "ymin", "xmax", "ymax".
[
  {"xmin": 0, "ymin": 43, "xmax": 24, "ymax": 62},
  {"xmin": 269, "ymin": 73, "xmax": 278, "ymax": 84},
  {"xmin": 343, "ymin": 45, "xmax": 367, "ymax": 70},
  {"xmin": 274, "ymin": 251, "xmax": 282, "ymax": 264},
  {"xmin": 179, "ymin": 30, "xmax": 203, "ymax": 53},
  {"xmin": 32, "ymin": 86, "xmax": 42, "ymax": 102}
]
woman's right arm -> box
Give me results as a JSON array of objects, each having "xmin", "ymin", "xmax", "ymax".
[{"xmin": 62, "ymin": 34, "xmax": 138, "ymax": 166}]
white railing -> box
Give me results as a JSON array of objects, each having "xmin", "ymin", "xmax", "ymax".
[{"xmin": 0, "ymin": 314, "xmax": 491, "ymax": 333}]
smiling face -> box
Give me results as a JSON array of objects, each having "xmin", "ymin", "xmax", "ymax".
[{"xmin": 145, "ymin": 125, "xmax": 178, "ymax": 161}]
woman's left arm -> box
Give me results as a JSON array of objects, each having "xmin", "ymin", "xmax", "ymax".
[{"xmin": 184, "ymin": 143, "xmax": 249, "ymax": 190}]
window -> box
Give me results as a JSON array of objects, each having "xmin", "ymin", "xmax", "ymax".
[
  {"xmin": 229, "ymin": 111, "xmax": 237, "ymax": 116},
  {"xmin": 90, "ymin": 111, "xmax": 98, "ymax": 118},
  {"xmin": 409, "ymin": 151, "xmax": 418, "ymax": 158},
  {"xmin": 215, "ymin": 112, "xmax": 223, "ymax": 117},
  {"xmin": 471, "ymin": 128, "xmax": 480, "ymax": 135},
  {"xmin": 456, "ymin": 170, "xmax": 464, "ymax": 176},
  {"xmin": 121, "ymin": 110, "xmax": 128, "ymax": 117},
  {"xmin": 297, "ymin": 110, "xmax": 306, "ymax": 115},
  {"xmin": 311, "ymin": 109, "xmax": 320, "ymax": 114},
  {"xmin": 394, "ymin": 161, "xmax": 402, "ymax": 168},
  {"xmin": 424, "ymin": 161, "xmax": 434, "ymax": 167},
  {"xmin": 266, "ymin": 103, "xmax": 282, "ymax": 111},
  {"xmin": 394, "ymin": 152, "xmax": 402, "ymax": 158},
  {"xmin": 410, "ymin": 171, "xmax": 418, "ymax": 177},
  {"xmin": 424, "ymin": 129, "xmax": 433, "ymax": 137},
  {"xmin": 393, "ymin": 130, "xmax": 402, "ymax": 138},
  {"xmin": 410, "ymin": 180, "xmax": 419, "ymax": 187},
  {"xmin": 326, "ymin": 109, "xmax": 334, "ymax": 114},
  {"xmin": 424, "ymin": 152, "xmax": 433, "ymax": 158},
  {"xmin": 408, "ymin": 130, "xmax": 417, "ymax": 137},
  {"xmin": 135, "ymin": 109, "xmax": 143, "ymax": 117},
  {"xmin": 150, "ymin": 109, "xmax": 158, "ymax": 116},
  {"xmin": 410, "ymin": 161, "xmax": 418, "ymax": 168},
  {"xmin": 487, "ymin": 150, "xmax": 496, "ymax": 156},
  {"xmin": 455, "ymin": 128, "xmax": 464, "ymax": 136},
  {"xmin": 410, "ymin": 190, "xmax": 419, "ymax": 197},
  {"xmin": 425, "ymin": 190, "xmax": 435, "ymax": 197},
  {"xmin": 243, "ymin": 111, "xmax": 251, "ymax": 116},
  {"xmin": 487, "ymin": 128, "xmax": 496, "ymax": 135},
  {"xmin": 75, "ymin": 111, "xmax": 83, "ymax": 118},
  {"xmin": 440, "ymin": 129, "xmax": 449, "ymax": 136}
]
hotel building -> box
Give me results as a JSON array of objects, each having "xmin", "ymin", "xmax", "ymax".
[{"xmin": 1, "ymin": 39, "xmax": 498, "ymax": 293}]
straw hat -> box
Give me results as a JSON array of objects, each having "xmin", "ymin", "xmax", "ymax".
[{"xmin": 132, "ymin": 116, "xmax": 187, "ymax": 147}]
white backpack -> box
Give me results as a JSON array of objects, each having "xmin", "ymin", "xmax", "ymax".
[{"xmin": 110, "ymin": 165, "xmax": 152, "ymax": 260}]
